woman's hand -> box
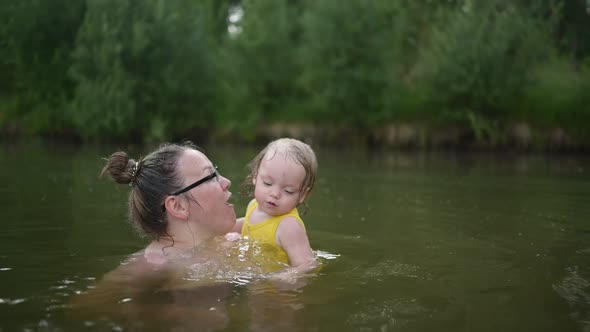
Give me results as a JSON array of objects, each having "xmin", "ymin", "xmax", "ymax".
[{"xmin": 224, "ymin": 232, "xmax": 241, "ymax": 241}]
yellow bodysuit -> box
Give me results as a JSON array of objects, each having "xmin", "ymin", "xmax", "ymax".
[{"xmin": 241, "ymin": 200, "xmax": 306, "ymax": 271}]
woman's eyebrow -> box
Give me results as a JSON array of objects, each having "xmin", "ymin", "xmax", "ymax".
[{"xmin": 201, "ymin": 165, "xmax": 216, "ymax": 175}]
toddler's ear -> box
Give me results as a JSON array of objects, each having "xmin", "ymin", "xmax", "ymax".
[{"xmin": 298, "ymin": 188, "xmax": 310, "ymax": 204}]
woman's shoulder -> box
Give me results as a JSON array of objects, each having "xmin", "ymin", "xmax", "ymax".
[
  {"xmin": 144, "ymin": 250, "xmax": 169, "ymax": 265},
  {"xmin": 143, "ymin": 241, "xmax": 193, "ymax": 265},
  {"xmin": 142, "ymin": 242, "xmax": 171, "ymax": 265},
  {"xmin": 95, "ymin": 250, "xmax": 171, "ymax": 288}
]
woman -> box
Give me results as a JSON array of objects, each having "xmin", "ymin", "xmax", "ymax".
[
  {"xmin": 71, "ymin": 142, "xmax": 239, "ymax": 330},
  {"xmin": 100, "ymin": 141, "xmax": 236, "ymax": 262},
  {"xmin": 105, "ymin": 141, "xmax": 236, "ymax": 260}
]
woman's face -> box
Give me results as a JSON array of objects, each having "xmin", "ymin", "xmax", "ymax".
[{"xmin": 177, "ymin": 149, "xmax": 236, "ymax": 237}]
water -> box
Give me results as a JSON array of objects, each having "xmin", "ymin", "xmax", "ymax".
[{"xmin": 0, "ymin": 142, "xmax": 588, "ymax": 331}]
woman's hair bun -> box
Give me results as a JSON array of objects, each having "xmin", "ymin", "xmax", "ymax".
[{"xmin": 101, "ymin": 151, "xmax": 137, "ymax": 185}]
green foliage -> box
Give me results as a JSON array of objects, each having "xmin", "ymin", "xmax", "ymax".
[
  {"xmin": 558, "ymin": 0, "xmax": 590, "ymax": 59},
  {"xmin": 201, "ymin": 0, "xmax": 240, "ymax": 45},
  {"xmin": 69, "ymin": 0, "xmax": 135, "ymax": 139},
  {"xmin": 69, "ymin": 0, "xmax": 219, "ymax": 141},
  {"xmin": 379, "ymin": 1, "xmax": 437, "ymax": 122},
  {"xmin": 467, "ymin": 111, "xmax": 501, "ymax": 144},
  {"xmin": 218, "ymin": 0, "xmax": 302, "ymax": 138},
  {"xmin": 70, "ymin": 62, "xmax": 136, "ymax": 140},
  {"xmin": 1, "ymin": 0, "xmax": 590, "ymax": 144},
  {"xmin": 0, "ymin": 0, "xmax": 85, "ymax": 134},
  {"xmin": 416, "ymin": 2, "xmax": 553, "ymax": 121},
  {"xmin": 521, "ymin": 57, "xmax": 590, "ymax": 132},
  {"xmin": 298, "ymin": 0, "xmax": 393, "ymax": 127}
]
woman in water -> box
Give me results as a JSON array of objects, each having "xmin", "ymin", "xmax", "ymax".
[{"xmin": 71, "ymin": 142, "xmax": 240, "ymax": 330}]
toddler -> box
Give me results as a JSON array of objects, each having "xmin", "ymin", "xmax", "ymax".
[{"xmin": 232, "ymin": 138, "xmax": 317, "ymax": 271}]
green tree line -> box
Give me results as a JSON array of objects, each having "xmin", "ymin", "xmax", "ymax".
[{"xmin": 1, "ymin": 0, "xmax": 589, "ymax": 145}]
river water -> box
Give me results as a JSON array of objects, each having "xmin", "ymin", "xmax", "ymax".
[{"xmin": 0, "ymin": 142, "xmax": 588, "ymax": 331}]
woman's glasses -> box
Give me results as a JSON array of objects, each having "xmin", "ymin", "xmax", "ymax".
[
  {"xmin": 161, "ymin": 166, "xmax": 219, "ymax": 212},
  {"xmin": 171, "ymin": 166, "xmax": 219, "ymax": 196}
]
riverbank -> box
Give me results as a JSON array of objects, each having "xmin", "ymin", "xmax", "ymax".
[
  {"xmin": 1, "ymin": 120, "xmax": 588, "ymax": 152},
  {"xmin": 213, "ymin": 122, "xmax": 589, "ymax": 152}
]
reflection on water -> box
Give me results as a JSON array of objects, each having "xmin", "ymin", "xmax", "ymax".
[
  {"xmin": 554, "ymin": 250, "xmax": 590, "ymax": 332},
  {"xmin": 348, "ymin": 297, "xmax": 431, "ymax": 330},
  {"xmin": 0, "ymin": 143, "xmax": 589, "ymax": 331},
  {"xmin": 62, "ymin": 235, "xmax": 336, "ymax": 331},
  {"xmin": 363, "ymin": 260, "xmax": 424, "ymax": 280}
]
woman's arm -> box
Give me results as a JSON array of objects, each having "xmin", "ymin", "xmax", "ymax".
[
  {"xmin": 230, "ymin": 217, "xmax": 244, "ymax": 234},
  {"xmin": 229, "ymin": 199, "xmax": 256, "ymax": 234}
]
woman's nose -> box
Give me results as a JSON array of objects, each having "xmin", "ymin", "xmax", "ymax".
[{"xmin": 219, "ymin": 175, "xmax": 231, "ymax": 190}]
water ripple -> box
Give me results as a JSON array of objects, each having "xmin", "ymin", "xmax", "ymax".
[
  {"xmin": 347, "ymin": 297, "xmax": 429, "ymax": 329},
  {"xmin": 553, "ymin": 265, "xmax": 590, "ymax": 331},
  {"xmin": 363, "ymin": 259, "xmax": 428, "ymax": 280},
  {"xmin": 0, "ymin": 298, "xmax": 26, "ymax": 305}
]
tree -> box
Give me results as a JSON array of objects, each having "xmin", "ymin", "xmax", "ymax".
[
  {"xmin": 416, "ymin": 2, "xmax": 553, "ymax": 119},
  {"xmin": 70, "ymin": 0, "xmax": 219, "ymax": 142},
  {"xmin": 299, "ymin": 0, "xmax": 402, "ymax": 128},
  {"xmin": 0, "ymin": 0, "xmax": 85, "ymax": 135},
  {"xmin": 219, "ymin": 0, "xmax": 302, "ymax": 137}
]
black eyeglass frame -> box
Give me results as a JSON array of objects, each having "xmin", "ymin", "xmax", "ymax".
[
  {"xmin": 161, "ymin": 166, "xmax": 219, "ymax": 211},
  {"xmin": 172, "ymin": 166, "xmax": 219, "ymax": 196}
]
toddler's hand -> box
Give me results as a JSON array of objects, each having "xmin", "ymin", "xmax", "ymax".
[
  {"xmin": 271, "ymin": 272, "xmax": 297, "ymax": 284},
  {"xmin": 270, "ymin": 271, "xmax": 308, "ymax": 290}
]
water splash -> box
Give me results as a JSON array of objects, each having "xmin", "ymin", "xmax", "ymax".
[
  {"xmin": 0, "ymin": 298, "xmax": 26, "ymax": 305},
  {"xmin": 553, "ymin": 265, "xmax": 590, "ymax": 331},
  {"xmin": 315, "ymin": 250, "xmax": 340, "ymax": 260}
]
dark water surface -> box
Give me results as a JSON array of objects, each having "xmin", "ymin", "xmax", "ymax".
[{"xmin": 0, "ymin": 142, "xmax": 588, "ymax": 331}]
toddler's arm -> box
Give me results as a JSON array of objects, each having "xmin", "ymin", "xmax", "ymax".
[{"xmin": 276, "ymin": 217, "xmax": 317, "ymax": 270}]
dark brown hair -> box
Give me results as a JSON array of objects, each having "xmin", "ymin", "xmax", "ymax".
[{"xmin": 101, "ymin": 142, "xmax": 198, "ymax": 238}]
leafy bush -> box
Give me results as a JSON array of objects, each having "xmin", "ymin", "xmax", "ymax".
[
  {"xmin": 218, "ymin": 0, "xmax": 302, "ymax": 138},
  {"xmin": 522, "ymin": 57, "xmax": 590, "ymax": 133},
  {"xmin": 69, "ymin": 0, "xmax": 218, "ymax": 141},
  {"xmin": 299, "ymin": 0, "xmax": 395, "ymax": 128},
  {"xmin": 415, "ymin": 3, "xmax": 553, "ymax": 121}
]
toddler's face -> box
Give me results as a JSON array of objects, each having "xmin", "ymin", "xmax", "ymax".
[{"xmin": 254, "ymin": 152, "xmax": 306, "ymax": 216}]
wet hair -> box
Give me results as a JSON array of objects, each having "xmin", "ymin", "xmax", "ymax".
[
  {"xmin": 242, "ymin": 138, "xmax": 318, "ymax": 212},
  {"xmin": 101, "ymin": 142, "xmax": 198, "ymax": 239}
]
